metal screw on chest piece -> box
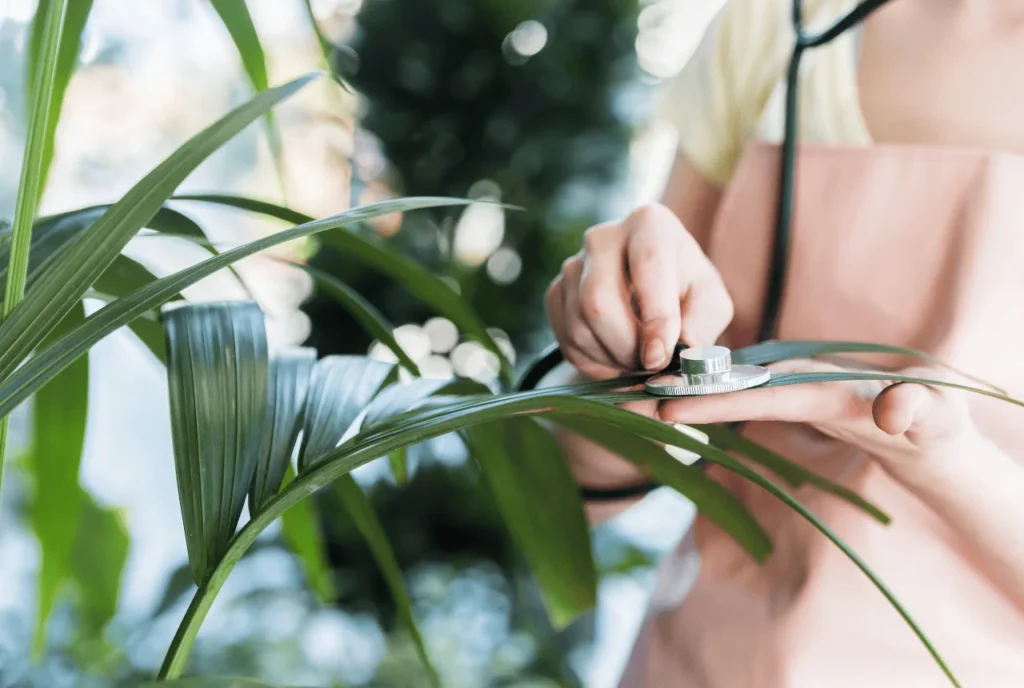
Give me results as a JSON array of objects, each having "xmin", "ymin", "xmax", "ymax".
[{"xmin": 645, "ymin": 345, "xmax": 771, "ymax": 397}]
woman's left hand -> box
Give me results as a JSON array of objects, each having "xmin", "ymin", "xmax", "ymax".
[{"xmin": 656, "ymin": 359, "xmax": 983, "ymax": 487}]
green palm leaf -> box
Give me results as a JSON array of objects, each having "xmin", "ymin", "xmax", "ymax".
[
  {"xmin": 298, "ymin": 356, "xmax": 394, "ymax": 472},
  {"xmin": 0, "ymin": 197, "xmax": 470, "ymax": 422},
  {"xmin": 554, "ymin": 417, "xmax": 772, "ymax": 560},
  {"xmin": 69, "ymin": 494, "xmax": 129, "ymax": 648},
  {"xmin": 163, "ymin": 301, "xmax": 269, "ymax": 584}
]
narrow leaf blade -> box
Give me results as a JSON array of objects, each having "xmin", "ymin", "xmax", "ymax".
[
  {"xmin": 464, "ymin": 417, "xmax": 597, "ymax": 628},
  {"xmin": 692, "ymin": 423, "xmax": 890, "ymax": 523},
  {"xmin": 290, "ymin": 261, "xmax": 420, "ymax": 375},
  {"xmin": 69, "ymin": 494, "xmax": 129, "ymax": 641},
  {"xmin": 0, "ymin": 73, "xmax": 320, "ymax": 383},
  {"xmin": 279, "ymin": 466, "xmax": 335, "ymax": 603},
  {"xmin": 334, "ymin": 475, "xmax": 441, "ymax": 688},
  {"xmin": 27, "ymin": 0, "xmax": 94, "ymax": 204},
  {"xmin": 172, "ymin": 194, "xmax": 511, "ymax": 379},
  {"xmin": 208, "ymin": 0, "xmax": 287, "ymax": 197},
  {"xmin": 28, "ymin": 302, "xmax": 88, "ymax": 655},
  {"xmin": 734, "ymin": 340, "xmax": 1004, "ymax": 393},
  {"xmin": 0, "ymin": 198, "xmax": 469, "ymax": 423},
  {"xmin": 554, "ymin": 417, "xmax": 773, "ymax": 562}
]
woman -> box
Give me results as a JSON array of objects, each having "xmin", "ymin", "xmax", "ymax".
[{"xmin": 543, "ymin": 0, "xmax": 1024, "ymax": 685}]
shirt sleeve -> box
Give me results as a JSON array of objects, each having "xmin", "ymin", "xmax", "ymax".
[{"xmin": 656, "ymin": 0, "xmax": 785, "ymax": 187}]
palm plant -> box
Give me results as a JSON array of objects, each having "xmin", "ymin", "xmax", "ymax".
[{"xmin": 3, "ymin": 1, "xmax": 1014, "ymax": 686}]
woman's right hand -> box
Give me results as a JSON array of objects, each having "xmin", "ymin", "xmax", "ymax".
[{"xmin": 545, "ymin": 203, "xmax": 735, "ymax": 382}]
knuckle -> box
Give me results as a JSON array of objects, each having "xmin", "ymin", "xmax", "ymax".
[
  {"xmin": 582, "ymin": 222, "xmax": 617, "ymax": 253},
  {"xmin": 560, "ymin": 254, "xmax": 582, "ymax": 276},
  {"xmin": 627, "ymin": 203, "xmax": 667, "ymax": 231},
  {"xmin": 545, "ymin": 277, "xmax": 562, "ymax": 307},
  {"xmin": 566, "ymin": 320, "xmax": 593, "ymax": 348},
  {"xmin": 578, "ymin": 279, "xmax": 606, "ymax": 322}
]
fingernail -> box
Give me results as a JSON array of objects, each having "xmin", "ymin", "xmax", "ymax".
[{"xmin": 643, "ymin": 339, "xmax": 666, "ymax": 369}]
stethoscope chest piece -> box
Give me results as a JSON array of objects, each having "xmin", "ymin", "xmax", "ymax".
[{"xmin": 645, "ymin": 345, "xmax": 771, "ymax": 397}]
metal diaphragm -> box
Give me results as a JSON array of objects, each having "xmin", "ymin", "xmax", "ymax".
[{"xmin": 645, "ymin": 345, "xmax": 771, "ymax": 397}]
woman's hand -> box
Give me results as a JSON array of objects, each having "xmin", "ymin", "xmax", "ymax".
[
  {"xmin": 658, "ymin": 358, "xmax": 981, "ymax": 487},
  {"xmin": 545, "ymin": 203, "xmax": 734, "ymax": 381}
]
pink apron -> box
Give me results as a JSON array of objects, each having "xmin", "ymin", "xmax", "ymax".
[{"xmin": 619, "ymin": 141, "xmax": 1024, "ymax": 687}]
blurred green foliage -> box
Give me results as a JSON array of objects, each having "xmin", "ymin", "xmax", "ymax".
[{"xmin": 306, "ymin": 0, "xmax": 642, "ymax": 358}]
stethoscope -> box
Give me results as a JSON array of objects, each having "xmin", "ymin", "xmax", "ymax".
[{"xmin": 514, "ymin": 0, "xmax": 894, "ymax": 500}]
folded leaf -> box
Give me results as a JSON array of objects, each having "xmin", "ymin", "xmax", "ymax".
[
  {"xmin": 361, "ymin": 377, "xmax": 487, "ymax": 431},
  {"xmin": 298, "ymin": 355, "xmax": 393, "ymax": 473},
  {"xmin": 464, "ymin": 417, "xmax": 597, "ymax": 628},
  {"xmin": 163, "ymin": 301, "xmax": 269, "ymax": 584},
  {"xmin": 297, "ymin": 356, "xmax": 437, "ymax": 681},
  {"xmin": 249, "ymin": 349, "xmax": 316, "ymax": 514}
]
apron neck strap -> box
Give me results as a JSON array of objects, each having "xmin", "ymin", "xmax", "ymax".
[{"xmin": 757, "ymin": 0, "xmax": 895, "ymax": 342}]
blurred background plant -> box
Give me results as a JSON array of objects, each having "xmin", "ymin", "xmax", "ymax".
[{"xmin": 0, "ymin": 1, "xmax": 723, "ymax": 686}]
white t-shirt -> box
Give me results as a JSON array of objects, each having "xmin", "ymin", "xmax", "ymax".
[{"xmin": 657, "ymin": 0, "xmax": 872, "ymax": 187}]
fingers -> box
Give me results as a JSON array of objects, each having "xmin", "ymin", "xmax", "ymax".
[
  {"xmin": 658, "ymin": 359, "xmax": 876, "ymax": 426},
  {"xmin": 624, "ymin": 204, "xmax": 733, "ymax": 370},
  {"xmin": 546, "ymin": 203, "xmax": 735, "ymax": 380},
  {"xmin": 624, "ymin": 205, "xmax": 683, "ymax": 370},
  {"xmin": 579, "ymin": 223, "xmax": 639, "ymax": 369},
  {"xmin": 546, "ymin": 256, "xmax": 619, "ymax": 380},
  {"xmin": 657, "ymin": 359, "xmax": 971, "ymax": 452}
]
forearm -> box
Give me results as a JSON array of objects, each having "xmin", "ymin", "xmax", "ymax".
[{"xmin": 898, "ymin": 433, "xmax": 1024, "ymax": 608}]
